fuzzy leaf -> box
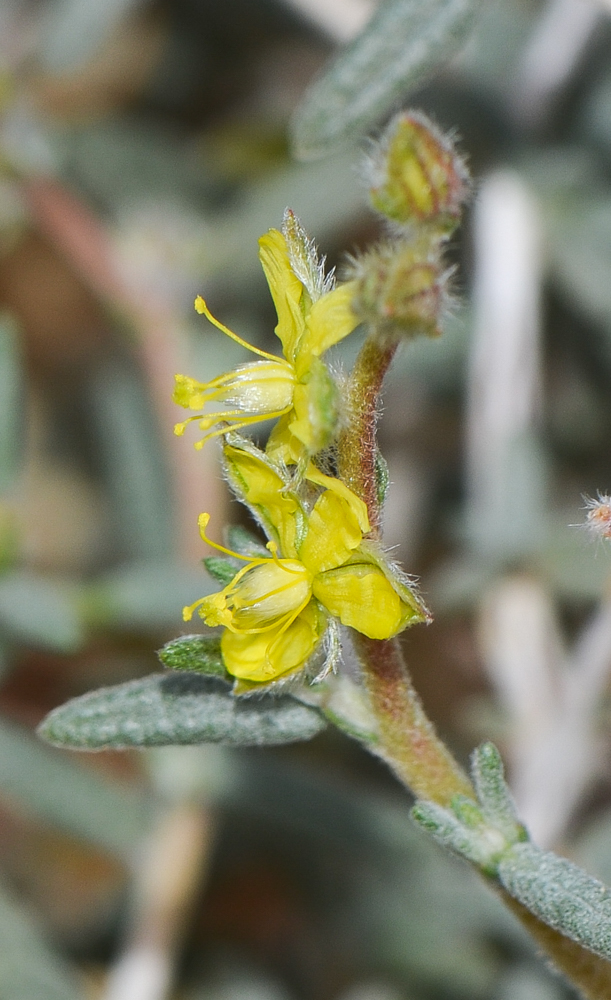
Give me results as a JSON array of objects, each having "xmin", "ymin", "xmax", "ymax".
[
  {"xmin": 498, "ymin": 843, "xmax": 611, "ymax": 962},
  {"xmin": 38, "ymin": 673, "xmax": 327, "ymax": 750},
  {"xmin": 204, "ymin": 556, "xmax": 241, "ymax": 586},
  {"xmin": 227, "ymin": 525, "xmax": 269, "ymax": 557},
  {"xmin": 471, "ymin": 742, "xmax": 527, "ymax": 844},
  {"xmin": 158, "ymin": 633, "xmax": 228, "ymax": 678},
  {"xmin": 291, "ymin": 0, "xmax": 477, "ymax": 160}
]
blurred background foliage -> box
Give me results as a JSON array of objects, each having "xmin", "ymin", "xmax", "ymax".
[{"xmin": 2, "ymin": 0, "xmax": 611, "ymax": 997}]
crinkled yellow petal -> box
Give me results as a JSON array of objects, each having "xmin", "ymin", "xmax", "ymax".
[
  {"xmin": 265, "ymin": 415, "xmax": 301, "ymax": 466},
  {"xmin": 221, "ymin": 601, "xmax": 322, "ymax": 681},
  {"xmin": 299, "ymin": 490, "xmax": 363, "ymax": 576},
  {"xmin": 305, "ymin": 465, "xmax": 369, "ymax": 534},
  {"xmin": 223, "ymin": 443, "xmax": 302, "ymax": 556},
  {"xmin": 312, "ymin": 562, "xmax": 408, "ymax": 639},
  {"xmin": 296, "ymin": 281, "xmax": 359, "ymax": 376},
  {"xmin": 258, "ymin": 229, "xmax": 305, "ymax": 363}
]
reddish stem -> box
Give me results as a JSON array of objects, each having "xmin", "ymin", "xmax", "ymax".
[{"xmin": 338, "ymin": 333, "xmax": 398, "ymax": 536}]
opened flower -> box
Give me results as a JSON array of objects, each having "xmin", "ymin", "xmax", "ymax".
[
  {"xmin": 183, "ymin": 442, "xmax": 428, "ymax": 684},
  {"xmin": 173, "ymin": 211, "xmax": 359, "ymax": 457}
]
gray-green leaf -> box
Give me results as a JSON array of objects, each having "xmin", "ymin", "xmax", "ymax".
[
  {"xmin": 291, "ymin": 0, "xmax": 477, "ymax": 160},
  {"xmin": 38, "ymin": 673, "xmax": 327, "ymax": 750},
  {"xmin": 498, "ymin": 842, "xmax": 611, "ymax": 962},
  {"xmin": 158, "ymin": 633, "xmax": 228, "ymax": 678}
]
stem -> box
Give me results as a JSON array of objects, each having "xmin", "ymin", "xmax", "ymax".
[
  {"xmin": 338, "ymin": 331, "xmax": 611, "ymax": 999},
  {"xmin": 355, "ymin": 634, "xmax": 473, "ymax": 804},
  {"xmin": 338, "ymin": 332, "xmax": 398, "ymax": 536}
]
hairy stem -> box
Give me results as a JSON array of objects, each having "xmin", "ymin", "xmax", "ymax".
[
  {"xmin": 339, "ymin": 331, "xmax": 611, "ymax": 999},
  {"xmin": 338, "ymin": 331, "xmax": 398, "ymax": 535},
  {"xmin": 355, "ymin": 634, "xmax": 473, "ymax": 804}
]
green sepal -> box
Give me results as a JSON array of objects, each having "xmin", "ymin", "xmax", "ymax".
[
  {"xmin": 375, "ymin": 448, "xmax": 390, "ymax": 509},
  {"xmin": 158, "ymin": 633, "xmax": 229, "ymax": 679},
  {"xmin": 294, "ymin": 356, "xmax": 339, "ymax": 454}
]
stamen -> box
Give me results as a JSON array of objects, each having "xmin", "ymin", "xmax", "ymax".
[
  {"xmin": 192, "ymin": 407, "xmax": 293, "ymax": 449},
  {"xmin": 197, "ymin": 512, "xmax": 264, "ymax": 562},
  {"xmin": 265, "ymin": 540, "xmax": 305, "ymax": 574},
  {"xmin": 195, "ymin": 295, "xmax": 283, "ymax": 362}
]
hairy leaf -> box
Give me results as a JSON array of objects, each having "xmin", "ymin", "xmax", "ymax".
[
  {"xmin": 158, "ymin": 633, "xmax": 228, "ymax": 678},
  {"xmin": 498, "ymin": 843, "xmax": 611, "ymax": 962},
  {"xmin": 291, "ymin": 0, "xmax": 477, "ymax": 160},
  {"xmin": 38, "ymin": 673, "xmax": 327, "ymax": 750}
]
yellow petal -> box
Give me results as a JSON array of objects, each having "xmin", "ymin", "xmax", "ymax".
[
  {"xmin": 305, "ymin": 465, "xmax": 369, "ymax": 534},
  {"xmin": 258, "ymin": 229, "xmax": 305, "ymax": 363},
  {"xmin": 265, "ymin": 415, "xmax": 304, "ymax": 466},
  {"xmin": 223, "ymin": 443, "xmax": 302, "ymax": 556},
  {"xmin": 299, "ymin": 490, "xmax": 363, "ymax": 575},
  {"xmin": 296, "ymin": 281, "xmax": 359, "ymax": 373},
  {"xmin": 312, "ymin": 563, "xmax": 408, "ymax": 639},
  {"xmin": 221, "ymin": 602, "xmax": 322, "ymax": 681}
]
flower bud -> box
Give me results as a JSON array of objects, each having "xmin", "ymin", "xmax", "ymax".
[
  {"xmin": 350, "ymin": 239, "xmax": 450, "ymax": 337},
  {"xmin": 368, "ymin": 111, "xmax": 469, "ymax": 235}
]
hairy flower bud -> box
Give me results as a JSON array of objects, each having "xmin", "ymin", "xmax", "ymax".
[
  {"xmin": 368, "ymin": 111, "xmax": 469, "ymax": 235},
  {"xmin": 350, "ymin": 239, "xmax": 450, "ymax": 337}
]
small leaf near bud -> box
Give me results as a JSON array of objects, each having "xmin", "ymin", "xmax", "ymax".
[
  {"xmin": 368, "ymin": 111, "xmax": 469, "ymax": 235},
  {"xmin": 350, "ymin": 239, "xmax": 450, "ymax": 338}
]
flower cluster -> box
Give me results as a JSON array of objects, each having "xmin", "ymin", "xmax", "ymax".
[{"xmin": 173, "ymin": 114, "xmax": 464, "ymax": 689}]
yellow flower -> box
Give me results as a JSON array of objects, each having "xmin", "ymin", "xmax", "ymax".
[
  {"xmin": 173, "ymin": 214, "xmax": 359, "ymax": 456},
  {"xmin": 183, "ymin": 444, "xmax": 429, "ymax": 684}
]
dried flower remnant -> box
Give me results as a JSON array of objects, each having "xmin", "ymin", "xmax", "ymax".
[{"xmin": 583, "ymin": 494, "xmax": 611, "ymax": 540}]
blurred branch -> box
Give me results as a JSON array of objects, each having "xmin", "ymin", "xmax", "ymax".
[{"xmin": 102, "ymin": 802, "xmax": 213, "ymax": 1000}]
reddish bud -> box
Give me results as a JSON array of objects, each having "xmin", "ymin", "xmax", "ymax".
[{"xmin": 368, "ymin": 111, "xmax": 469, "ymax": 235}]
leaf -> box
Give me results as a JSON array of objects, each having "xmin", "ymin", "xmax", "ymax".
[
  {"xmin": 0, "ymin": 718, "xmax": 147, "ymax": 859},
  {"xmin": 291, "ymin": 0, "xmax": 478, "ymax": 160},
  {"xmin": 158, "ymin": 633, "xmax": 228, "ymax": 678},
  {"xmin": 498, "ymin": 843, "xmax": 611, "ymax": 963},
  {"xmin": 38, "ymin": 673, "xmax": 327, "ymax": 750},
  {"xmin": 0, "ymin": 878, "xmax": 84, "ymax": 1000},
  {"xmin": 0, "ymin": 571, "xmax": 84, "ymax": 652},
  {"xmin": 0, "ymin": 313, "xmax": 22, "ymax": 495},
  {"xmin": 204, "ymin": 556, "xmax": 241, "ymax": 586}
]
